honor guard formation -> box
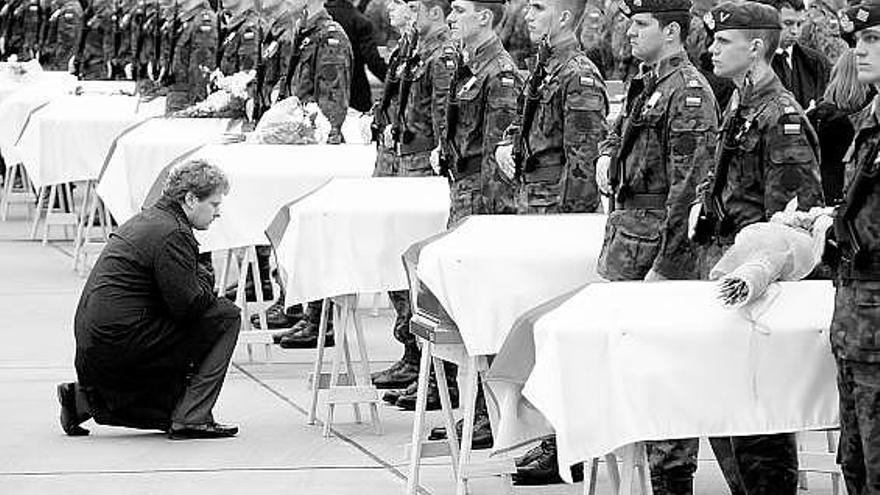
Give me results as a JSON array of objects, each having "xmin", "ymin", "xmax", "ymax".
[{"xmin": 4, "ymin": 0, "xmax": 880, "ymax": 493}]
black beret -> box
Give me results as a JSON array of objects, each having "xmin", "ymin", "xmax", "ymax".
[
  {"xmin": 704, "ymin": 1, "xmax": 781, "ymax": 32},
  {"xmin": 752, "ymin": 0, "xmax": 805, "ymax": 11},
  {"xmin": 840, "ymin": 1, "xmax": 880, "ymax": 35},
  {"xmin": 619, "ymin": 0, "xmax": 692, "ymax": 17}
]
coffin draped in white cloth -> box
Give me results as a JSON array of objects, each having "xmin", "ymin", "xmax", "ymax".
[{"xmin": 522, "ymin": 280, "xmax": 838, "ymax": 479}]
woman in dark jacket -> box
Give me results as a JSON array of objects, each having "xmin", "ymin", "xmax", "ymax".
[
  {"xmin": 59, "ymin": 160, "xmax": 241, "ymax": 439},
  {"xmin": 807, "ymin": 48, "xmax": 875, "ymax": 205}
]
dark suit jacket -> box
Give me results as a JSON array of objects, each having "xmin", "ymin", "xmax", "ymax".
[
  {"xmin": 772, "ymin": 43, "xmax": 831, "ymax": 110},
  {"xmin": 326, "ymin": 0, "xmax": 387, "ymax": 112}
]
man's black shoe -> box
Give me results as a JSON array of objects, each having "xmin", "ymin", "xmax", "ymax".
[
  {"xmin": 513, "ymin": 437, "xmax": 583, "ymax": 485},
  {"xmin": 383, "ymin": 380, "xmax": 417, "ymax": 405},
  {"xmin": 257, "ymin": 301, "xmax": 304, "ymax": 331},
  {"xmin": 395, "ymin": 379, "xmax": 459, "ymax": 411},
  {"xmin": 516, "ymin": 439, "xmax": 549, "ymax": 467},
  {"xmin": 57, "ymin": 382, "xmax": 90, "ymax": 436},
  {"xmin": 168, "ymin": 422, "xmax": 239, "ymax": 440},
  {"xmin": 224, "ymin": 280, "xmax": 273, "ymax": 302},
  {"xmin": 426, "ymin": 415, "xmax": 493, "ymax": 450},
  {"xmin": 371, "ymin": 360, "xmax": 420, "ymax": 389},
  {"xmin": 278, "ymin": 322, "xmax": 334, "ymax": 349}
]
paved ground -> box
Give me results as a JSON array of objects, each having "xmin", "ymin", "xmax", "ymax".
[{"xmin": 0, "ymin": 202, "xmax": 843, "ymax": 494}]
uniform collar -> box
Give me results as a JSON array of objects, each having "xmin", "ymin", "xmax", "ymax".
[
  {"xmin": 546, "ymin": 35, "xmax": 580, "ymax": 72},
  {"xmin": 179, "ymin": 1, "xmax": 209, "ymax": 22},
  {"xmin": 419, "ymin": 27, "xmax": 449, "ymax": 56},
  {"xmin": 645, "ymin": 50, "xmax": 689, "ymax": 83},
  {"xmin": 739, "ymin": 68, "xmax": 785, "ymax": 108},
  {"xmin": 466, "ymin": 35, "xmax": 505, "ymax": 77},
  {"xmin": 302, "ymin": 8, "xmax": 331, "ymax": 31}
]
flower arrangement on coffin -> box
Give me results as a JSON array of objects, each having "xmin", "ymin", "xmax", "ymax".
[
  {"xmin": 171, "ymin": 69, "xmax": 255, "ymax": 119},
  {"xmin": 0, "ymin": 55, "xmax": 43, "ymax": 83},
  {"xmin": 710, "ymin": 204, "xmax": 834, "ymax": 308},
  {"xmin": 246, "ymin": 96, "xmax": 332, "ymax": 145}
]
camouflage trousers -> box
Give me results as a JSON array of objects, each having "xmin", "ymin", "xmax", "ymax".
[
  {"xmin": 833, "ymin": 280, "xmax": 880, "ymax": 494},
  {"xmin": 373, "ymin": 144, "xmax": 399, "ymax": 177},
  {"xmin": 388, "ymin": 290, "xmax": 419, "ymax": 365},
  {"xmin": 516, "ymin": 167, "xmax": 600, "ymax": 215},
  {"xmin": 374, "ymin": 147, "xmax": 434, "ymax": 178},
  {"xmin": 448, "ymin": 173, "xmax": 482, "ymax": 228}
]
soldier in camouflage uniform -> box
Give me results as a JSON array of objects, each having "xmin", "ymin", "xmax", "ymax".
[
  {"xmin": 274, "ymin": 0, "xmax": 352, "ymax": 349},
  {"xmin": 491, "ymin": 0, "xmax": 607, "ymax": 483},
  {"xmin": 277, "ymin": 0, "xmax": 352, "ymax": 145},
  {"xmin": 260, "ymin": 0, "xmax": 294, "ymax": 106},
  {"xmin": 41, "ymin": 0, "xmax": 82, "ymax": 70},
  {"xmin": 818, "ymin": 3, "xmax": 880, "ymax": 494},
  {"xmin": 440, "ymin": 0, "xmax": 522, "ymax": 226},
  {"xmin": 217, "ymin": 0, "xmax": 259, "ymax": 75},
  {"xmin": 76, "ymin": 0, "xmax": 117, "ymax": 79},
  {"xmin": 19, "ymin": 0, "xmax": 44, "ymax": 60},
  {"xmin": 128, "ymin": 0, "xmax": 157, "ymax": 80},
  {"xmin": 370, "ymin": 0, "xmax": 458, "ymax": 398},
  {"xmin": 692, "ymin": 3, "xmax": 825, "ymax": 494},
  {"xmin": 162, "ymin": 0, "xmax": 219, "ymax": 113},
  {"xmin": 595, "ymin": 0, "xmax": 719, "ymax": 493},
  {"xmin": 1, "ymin": 0, "xmax": 25, "ymax": 59}
]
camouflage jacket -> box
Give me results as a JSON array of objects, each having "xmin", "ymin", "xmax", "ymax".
[
  {"xmin": 129, "ymin": 0, "xmax": 159, "ymax": 78},
  {"xmin": 282, "ymin": 9, "xmax": 351, "ymax": 136},
  {"xmin": 78, "ymin": 3, "xmax": 118, "ymax": 79},
  {"xmin": 21, "ymin": 0, "xmax": 42, "ymax": 58},
  {"xmin": 834, "ymin": 95, "xmax": 880, "ymax": 281},
  {"xmin": 507, "ymin": 36, "xmax": 609, "ymax": 213},
  {"xmin": 2, "ymin": 0, "xmax": 25, "ymax": 57},
  {"xmin": 218, "ymin": 8, "xmax": 259, "ymax": 75},
  {"xmin": 445, "ymin": 36, "xmax": 523, "ymax": 212},
  {"xmin": 396, "ymin": 28, "xmax": 457, "ymax": 156},
  {"xmin": 710, "ymin": 71, "xmax": 824, "ymax": 235},
  {"xmin": 598, "ymin": 50, "xmax": 719, "ymax": 280},
  {"xmin": 167, "ymin": 3, "xmax": 218, "ymax": 97},
  {"xmin": 262, "ymin": 11, "xmax": 294, "ymax": 106},
  {"xmin": 45, "ymin": 0, "xmax": 81, "ymax": 68}
]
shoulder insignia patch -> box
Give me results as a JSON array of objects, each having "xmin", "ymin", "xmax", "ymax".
[
  {"xmin": 783, "ymin": 105, "xmax": 797, "ymax": 115},
  {"xmin": 444, "ymin": 46, "xmax": 456, "ymax": 54},
  {"xmin": 501, "ymin": 76, "xmax": 514, "ymax": 88},
  {"xmin": 783, "ymin": 123, "xmax": 801, "ymax": 135},
  {"xmin": 199, "ymin": 24, "xmax": 211, "ymax": 32},
  {"xmin": 445, "ymin": 59, "xmax": 455, "ymax": 69},
  {"xmin": 687, "ymin": 79, "xmax": 700, "ymax": 88},
  {"xmin": 646, "ymin": 91, "xmax": 662, "ymax": 109},
  {"xmin": 243, "ymin": 31, "xmax": 254, "ymax": 40},
  {"xmin": 223, "ymin": 31, "xmax": 236, "ymax": 45},
  {"xmin": 327, "ymin": 38, "xmax": 339, "ymax": 46},
  {"xmin": 579, "ymin": 76, "xmax": 595, "ymax": 87},
  {"xmin": 327, "ymin": 24, "xmax": 337, "ymax": 32},
  {"xmin": 685, "ymin": 96, "xmax": 702, "ymax": 107}
]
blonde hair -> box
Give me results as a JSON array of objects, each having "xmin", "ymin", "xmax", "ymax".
[{"xmin": 824, "ymin": 49, "xmax": 872, "ymax": 114}]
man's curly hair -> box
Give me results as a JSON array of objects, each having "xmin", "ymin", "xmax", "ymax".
[{"xmin": 163, "ymin": 159, "xmax": 230, "ymax": 202}]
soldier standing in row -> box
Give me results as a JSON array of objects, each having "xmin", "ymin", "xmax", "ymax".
[
  {"xmin": 595, "ymin": 0, "xmax": 719, "ymax": 493},
  {"xmin": 161, "ymin": 0, "xmax": 218, "ymax": 112},
  {"xmin": 692, "ymin": 3, "xmax": 825, "ymax": 494},
  {"xmin": 493, "ymin": 0, "xmax": 608, "ymax": 484},
  {"xmin": 1, "ymin": 0, "xmax": 25, "ymax": 59},
  {"xmin": 76, "ymin": 0, "xmax": 115, "ymax": 79},
  {"xmin": 41, "ymin": 0, "xmax": 83, "ymax": 70},
  {"xmin": 371, "ymin": 0, "xmax": 459, "ymax": 404},
  {"xmin": 217, "ymin": 0, "xmax": 259, "ymax": 75},
  {"xmin": 824, "ymin": 2, "xmax": 880, "ymax": 493},
  {"xmin": 20, "ymin": 0, "xmax": 44, "ymax": 61},
  {"xmin": 271, "ymin": 0, "xmax": 352, "ymax": 349}
]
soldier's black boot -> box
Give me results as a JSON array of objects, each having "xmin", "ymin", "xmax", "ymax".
[
  {"xmin": 426, "ymin": 385, "xmax": 493, "ymax": 450},
  {"xmin": 513, "ymin": 436, "xmax": 584, "ymax": 485},
  {"xmin": 395, "ymin": 369, "xmax": 459, "ymax": 411},
  {"xmin": 372, "ymin": 344, "xmax": 421, "ymax": 389},
  {"xmin": 278, "ymin": 301, "xmax": 334, "ymax": 348}
]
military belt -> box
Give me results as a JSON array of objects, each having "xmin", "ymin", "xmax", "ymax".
[{"xmin": 615, "ymin": 193, "xmax": 667, "ymax": 210}]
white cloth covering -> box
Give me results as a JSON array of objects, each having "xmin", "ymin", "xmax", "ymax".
[
  {"xmin": 193, "ymin": 144, "xmax": 376, "ymax": 252},
  {"xmin": 0, "ymin": 81, "xmax": 74, "ymax": 161},
  {"xmin": 277, "ymin": 177, "xmax": 449, "ymax": 305},
  {"xmin": 0, "ymin": 71, "xmax": 74, "ymax": 106},
  {"xmin": 97, "ymin": 118, "xmax": 237, "ymax": 223},
  {"xmin": 417, "ymin": 214, "xmax": 608, "ymax": 356},
  {"xmin": 15, "ymin": 94, "xmax": 165, "ymax": 188},
  {"xmin": 522, "ymin": 280, "xmax": 838, "ymax": 476}
]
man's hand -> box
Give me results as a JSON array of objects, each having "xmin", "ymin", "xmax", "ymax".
[
  {"xmin": 596, "ymin": 155, "xmax": 612, "ymax": 196},
  {"xmin": 430, "ymin": 146, "xmax": 441, "ymax": 174},
  {"xmin": 106, "ymin": 61, "xmax": 113, "ymax": 79},
  {"xmin": 67, "ymin": 55, "xmax": 76, "ymax": 74},
  {"xmin": 327, "ymin": 128, "xmax": 344, "ymax": 145},
  {"xmin": 495, "ymin": 143, "xmax": 515, "ymax": 180},
  {"xmin": 688, "ymin": 203, "xmax": 701, "ymax": 240},
  {"xmin": 0, "ymin": 36, "xmax": 6, "ymax": 55},
  {"xmin": 644, "ymin": 268, "xmax": 667, "ymax": 282},
  {"xmin": 124, "ymin": 62, "xmax": 133, "ymax": 80}
]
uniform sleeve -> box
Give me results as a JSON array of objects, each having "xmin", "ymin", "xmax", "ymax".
[
  {"xmin": 155, "ymin": 231, "xmax": 217, "ymax": 323},
  {"xmin": 482, "ymin": 71, "xmax": 522, "ymax": 181},
  {"xmin": 429, "ymin": 49, "xmax": 456, "ymax": 148},
  {"xmin": 315, "ymin": 29, "xmax": 352, "ymax": 135},
  {"xmin": 653, "ymin": 81, "xmax": 719, "ymax": 279},
  {"xmin": 762, "ymin": 108, "xmax": 825, "ymax": 215},
  {"xmin": 56, "ymin": 7, "xmax": 81, "ymax": 62},
  {"xmin": 562, "ymin": 69, "xmax": 608, "ymax": 212}
]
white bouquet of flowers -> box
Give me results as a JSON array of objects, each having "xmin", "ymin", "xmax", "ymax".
[
  {"xmin": 711, "ymin": 205, "xmax": 834, "ymax": 308},
  {"xmin": 0, "ymin": 55, "xmax": 43, "ymax": 83},
  {"xmin": 172, "ymin": 69, "xmax": 255, "ymax": 118},
  {"xmin": 246, "ymin": 96, "xmax": 331, "ymax": 145}
]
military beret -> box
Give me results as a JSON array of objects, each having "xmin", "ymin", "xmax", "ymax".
[
  {"xmin": 751, "ymin": 0, "xmax": 805, "ymax": 11},
  {"xmin": 703, "ymin": 1, "xmax": 781, "ymax": 32},
  {"xmin": 840, "ymin": 1, "xmax": 880, "ymax": 35},
  {"xmin": 619, "ymin": 0, "xmax": 692, "ymax": 17},
  {"xmin": 471, "ymin": 0, "xmax": 507, "ymax": 4}
]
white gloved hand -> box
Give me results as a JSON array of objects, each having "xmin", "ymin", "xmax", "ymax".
[
  {"xmin": 596, "ymin": 155, "xmax": 612, "ymax": 196},
  {"xmin": 688, "ymin": 203, "xmax": 702, "ymax": 241},
  {"xmin": 124, "ymin": 63, "xmax": 133, "ymax": 80},
  {"xmin": 430, "ymin": 146, "xmax": 441, "ymax": 174},
  {"xmin": 495, "ymin": 143, "xmax": 515, "ymax": 180},
  {"xmin": 67, "ymin": 55, "xmax": 76, "ymax": 74}
]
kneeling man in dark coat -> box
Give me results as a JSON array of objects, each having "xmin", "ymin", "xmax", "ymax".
[{"xmin": 58, "ymin": 159, "xmax": 242, "ymax": 439}]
